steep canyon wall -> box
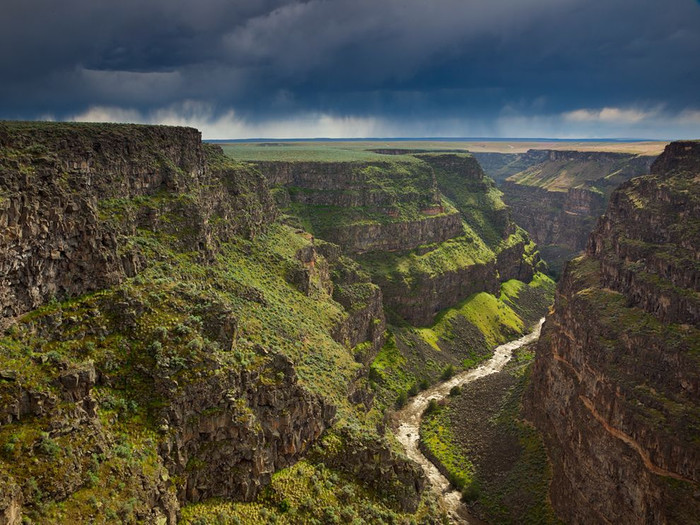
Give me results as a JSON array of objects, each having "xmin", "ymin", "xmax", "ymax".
[{"xmin": 525, "ymin": 141, "xmax": 700, "ymax": 524}]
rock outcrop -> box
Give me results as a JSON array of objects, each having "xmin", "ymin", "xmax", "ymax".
[
  {"xmin": 371, "ymin": 258, "xmax": 500, "ymax": 325},
  {"xmin": 320, "ymin": 241, "xmax": 386, "ymax": 360},
  {"xmin": 0, "ymin": 477, "xmax": 23, "ymax": 525},
  {"xmin": 160, "ymin": 352, "xmax": 335, "ymax": 503},
  {"xmin": 256, "ymin": 160, "xmax": 440, "ymax": 209},
  {"xmin": 525, "ymin": 141, "xmax": 700, "ymax": 524},
  {"xmin": 314, "ymin": 426, "xmax": 425, "ymax": 513},
  {"xmin": 324, "ymin": 212, "xmax": 464, "ymax": 254},
  {"xmin": 588, "ymin": 143, "xmax": 700, "ymax": 325},
  {"xmin": 0, "ymin": 351, "xmax": 179, "ymax": 523}
]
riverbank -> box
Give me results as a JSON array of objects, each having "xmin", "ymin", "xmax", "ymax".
[
  {"xmin": 421, "ymin": 343, "xmax": 559, "ymax": 524},
  {"xmin": 392, "ymin": 320, "xmax": 544, "ymax": 523}
]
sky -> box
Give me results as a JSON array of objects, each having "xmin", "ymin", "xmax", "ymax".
[{"xmin": 2, "ymin": 0, "xmax": 699, "ymax": 139}]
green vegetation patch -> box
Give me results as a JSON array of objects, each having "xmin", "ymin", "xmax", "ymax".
[
  {"xmin": 420, "ymin": 402, "xmax": 476, "ymax": 492},
  {"xmin": 506, "ymin": 153, "xmax": 649, "ymax": 193},
  {"xmin": 370, "ymin": 274, "xmax": 554, "ymax": 409},
  {"xmin": 222, "ymin": 143, "xmax": 406, "ymax": 162},
  {"xmin": 436, "ymin": 292, "xmax": 524, "ymax": 349},
  {"xmin": 357, "ymin": 227, "xmax": 493, "ymax": 286},
  {"xmin": 181, "ymin": 460, "xmax": 442, "ymax": 524},
  {"xmin": 287, "ymin": 200, "xmax": 456, "ymax": 236},
  {"xmin": 419, "ymin": 351, "xmax": 560, "ymax": 524}
]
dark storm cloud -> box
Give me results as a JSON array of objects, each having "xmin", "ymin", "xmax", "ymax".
[{"xmin": 1, "ymin": 0, "xmax": 699, "ymax": 137}]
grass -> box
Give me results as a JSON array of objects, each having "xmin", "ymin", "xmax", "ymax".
[
  {"xmin": 369, "ymin": 274, "xmax": 554, "ymax": 408},
  {"xmin": 420, "ymin": 403, "xmax": 476, "ymax": 492},
  {"xmin": 436, "ymin": 292, "xmax": 523, "ymax": 349},
  {"xmin": 419, "ymin": 351, "xmax": 560, "ymax": 524},
  {"xmin": 222, "ymin": 143, "xmax": 398, "ymax": 162},
  {"xmin": 287, "ymin": 200, "xmax": 455, "ymax": 234},
  {"xmin": 369, "ymin": 332, "xmax": 413, "ymax": 400},
  {"xmin": 506, "ymin": 153, "xmax": 652, "ymax": 193},
  {"xmin": 181, "ymin": 459, "xmax": 442, "ymax": 524},
  {"xmin": 356, "ymin": 228, "xmax": 493, "ymax": 286}
]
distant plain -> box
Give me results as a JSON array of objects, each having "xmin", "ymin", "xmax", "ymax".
[{"xmin": 220, "ymin": 140, "xmax": 669, "ymax": 162}]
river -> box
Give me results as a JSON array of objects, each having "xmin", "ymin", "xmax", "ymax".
[{"xmin": 393, "ymin": 319, "xmax": 545, "ymax": 524}]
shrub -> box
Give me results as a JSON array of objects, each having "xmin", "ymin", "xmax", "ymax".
[
  {"xmin": 419, "ymin": 378, "xmax": 430, "ymax": 390},
  {"xmin": 408, "ymin": 384, "xmax": 419, "ymax": 397},
  {"xmin": 187, "ymin": 338, "xmax": 203, "ymax": 351},
  {"xmin": 148, "ymin": 341, "xmax": 163, "ymax": 355},
  {"xmin": 395, "ymin": 391, "xmax": 408, "ymax": 409},
  {"xmin": 154, "ymin": 326, "xmax": 168, "ymax": 340},
  {"xmin": 424, "ymin": 399, "xmax": 440, "ymax": 416},
  {"xmin": 339, "ymin": 484, "xmax": 355, "ymax": 503},
  {"xmin": 114, "ymin": 443, "xmax": 131, "ymax": 459},
  {"xmin": 441, "ymin": 365, "xmax": 455, "ymax": 380},
  {"xmin": 449, "ymin": 385, "xmax": 461, "ymax": 397},
  {"xmin": 37, "ymin": 435, "xmax": 60, "ymax": 457},
  {"xmin": 462, "ymin": 480, "xmax": 481, "ymax": 502},
  {"xmin": 449, "ymin": 472, "xmax": 468, "ymax": 491},
  {"xmin": 86, "ymin": 471, "xmax": 99, "ymax": 488}
]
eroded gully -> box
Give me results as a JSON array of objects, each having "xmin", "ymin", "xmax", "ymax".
[{"xmin": 392, "ymin": 319, "xmax": 545, "ymax": 524}]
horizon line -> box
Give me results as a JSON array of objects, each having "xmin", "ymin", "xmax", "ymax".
[{"xmin": 206, "ymin": 136, "xmax": 668, "ymax": 143}]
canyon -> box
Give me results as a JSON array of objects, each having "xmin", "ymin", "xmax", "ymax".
[
  {"xmin": 0, "ymin": 123, "xmax": 552, "ymax": 524},
  {"xmin": 0, "ymin": 124, "xmax": 697, "ymax": 525},
  {"xmin": 475, "ymin": 149, "xmax": 656, "ymax": 276}
]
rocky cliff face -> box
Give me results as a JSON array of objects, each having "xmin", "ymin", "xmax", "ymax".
[
  {"xmin": 488, "ymin": 150, "xmax": 655, "ymax": 276},
  {"xmin": 255, "ymin": 159, "xmax": 440, "ymax": 208},
  {"xmin": 379, "ymin": 260, "xmax": 500, "ymax": 325},
  {"xmin": 322, "ymin": 212, "xmax": 464, "ymax": 254},
  {"xmin": 588, "ymin": 142, "xmax": 700, "ymax": 325},
  {"xmin": 501, "ymin": 183, "xmax": 605, "ymax": 275},
  {"xmin": 0, "ymin": 122, "xmax": 276, "ymax": 325},
  {"xmin": 525, "ymin": 141, "xmax": 700, "ymax": 524},
  {"xmin": 418, "ymin": 153, "xmax": 511, "ymax": 244},
  {"xmin": 160, "ymin": 352, "xmax": 335, "ymax": 504},
  {"xmin": 0, "ymin": 298, "xmax": 335, "ymax": 523},
  {"xmin": 265, "ymin": 153, "xmax": 542, "ymax": 325},
  {"xmin": 259, "ymin": 159, "xmax": 468, "ymax": 254},
  {"xmin": 0, "ymin": 123, "xmax": 410, "ymax": 524},
  {"xmin": 472, "ymin": 150, "xmax": 551, "ymax": 184}
]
